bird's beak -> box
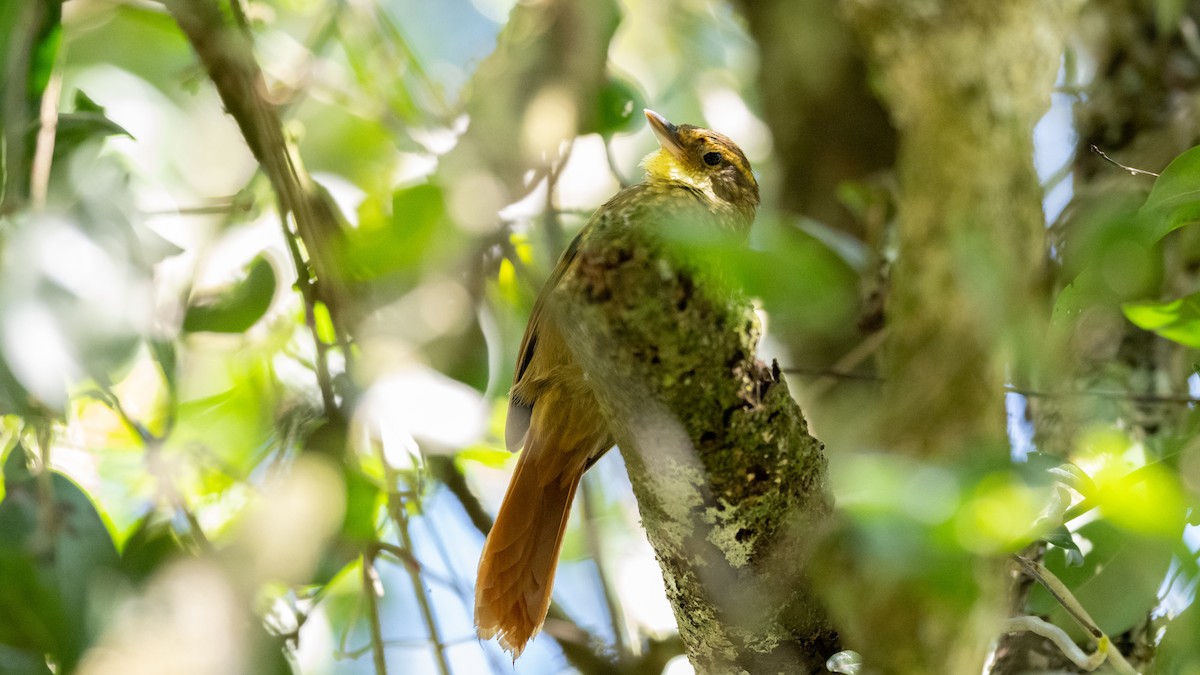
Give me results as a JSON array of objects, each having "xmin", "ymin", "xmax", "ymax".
[{"xmin": 645, "ymin": 109, "xmax": 686, "ymax": 161}]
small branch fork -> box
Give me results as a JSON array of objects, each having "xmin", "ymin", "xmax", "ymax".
[{"xmin": 1005, "ymin": 555, "xmax": 1140, "ymax": 675}]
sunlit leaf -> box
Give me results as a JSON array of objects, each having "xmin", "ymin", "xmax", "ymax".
[
  {"xmin": 57, "ymin": 4, "xmax": 192, "ymax": 98},
  {"xmin": 954, "ymin": 473, "xmax": 1046, "ymax": 554},
  {"xmin": 341, "ymin": 465, "xmax": 381, "ymax": 544},
  {"xmin": 166, "ymin": 355, "xmax": 277, "ymax": 484},
  {"xmin": 1137, "ymin": 144, "xmax": 1200, "ymax": 242},
  {"xmin": 1052, "ymin": 192, "xmax": 1158, "ymax": 318},
  {"xmin": 657, "ymin": 214, "xmax": 859, "ymax": 337},
  {"xmin": 1123, "ymin": 292, "xmax": 1200, "ymax": 349},
  {"xmin": 346, "ymin": 183, "xmax": 451, "ymax": 279},
  {"xmin": 183, "ymin": 256, "xmax": 277, "ymax": 334},
  {"xmin": 457, "ymin": 445, "xmax": 513, "ymax": 469},
  {"xmin": 1095, "ymin": 462, "xmax": 1188, "ymax": 538},
  {"xmin": 314, "ymin": 558, "xmax": 366, "ymax": 648}
]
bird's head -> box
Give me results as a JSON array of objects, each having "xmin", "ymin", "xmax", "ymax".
[{"xmin": 642, "ymin": 109, "xmax": 759, "ymax": 214}]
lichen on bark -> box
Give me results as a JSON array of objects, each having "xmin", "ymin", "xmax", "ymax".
[{"xmin": 550, "ymin": 216, "xmax": 838, "ymax": 673}]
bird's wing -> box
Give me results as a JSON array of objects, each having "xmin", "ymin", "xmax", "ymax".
[{"xmin": 504, "ymin": 228, "xmax": 584, "ymax": 453}]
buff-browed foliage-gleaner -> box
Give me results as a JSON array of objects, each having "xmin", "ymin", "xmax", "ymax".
[{"xmin": 474, "ymin": 109, "xmax": 760, "ymax": 658}]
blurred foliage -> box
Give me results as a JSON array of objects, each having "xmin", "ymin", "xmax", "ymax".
[
  {"xmin": 183, "ymin": 255, "xmax": 277, "ymax": 333},
  {"xmin": 0, "ymin": 0, "xmax": 1199, "ymax": 674}
]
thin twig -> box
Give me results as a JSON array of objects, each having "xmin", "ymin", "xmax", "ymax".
[
  {"xmin": 779, "ymin": 367, "xmax": 881, "ymax": 382},
  {"xmin": 88, "ymin": 384, "xmax": 214, "ymax": 554},
  {"xmin": 1060, "ymin": 461, "xmax": 1161, "ymax": 523},
  {"xmin": 581, "ymin": 476, "xmax": 628, "ymax": 655},
  {"xmin": 390, "ymin": 500, "xmax": 453, "ymax": 675},
  {"xmin": 277, "ymin": 197, "xmax": 338, "ymax": 418},
  {"xmin": 414, "ymin": 506, "xmax": 512, "ymax": 675},
  {"xmin": 797, "ymin": 328, "xmax": 889, "ymax": 398},
  {"xmin": 143, "ymin": 203, "xmax": 244, "ymax": 217},
  {"xmin": 1008, "ymin": 385, "xmax": 1200, "ymax": 405},
  {"xmin": 371, "ymin": 4, "xmax": 450, "ymax": 116},
  {"xmin": 542, "ymin": 141, "xmax": 573, "ymax": 255},
  {"xmin": 29, "ymin": 60, "xmax": 62, "ymax": 210},
  {"xmin": 92, "ymin": 384, "xmax": 214, "ymax": 552},
  {"xmin": 424, "ymin": 456, "xmax": 617, "ymax": 673},
  {"xmin": 33, "ymin": 424, "xmax": 57, "ymax": 556},
  {"xmin": 603, "ymin": 135, "xmax": 629, "ymax": 188},
  {"xmin": 361, "ymin": 552, "xmax": 389, "ymax": 675},
  {"xmin": 2, "ymin": 0, "xmax": 57, "ymax": 214},
  {"xmin": 1090, "ymin": 145, "xmax": 1159, "ymax": 177},
  {"xmin": 781, "ymin": 366, "xmax": 1200, "ymax": 406},
  {"xmin": 1013, "ymin": 555, "xmax": 1101, "ymax": 639},
  {"xmin": 338, "ymin": 633, "xmax": 490, "ymax": 659},
  {"xmin": 374, "ymin": 541, "xmax": 455, "ymax": 589}
]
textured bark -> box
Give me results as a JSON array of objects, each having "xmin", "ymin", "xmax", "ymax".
[
  {"xmin": 551, "ymin": 223, "xmax": 837, "ymax": 672},
  {"xmin": 834, "ymin": 2, "xmax": 1078, "ymax": 672},
  {"xmin": 843, "ymin": 0, "xmax": 1076, "ymax": 456},
  {"xmin": 995, "ymin": 2, "xmax": 1200, "ymax": 672},
  {"xmin": 736, "ymin": 0, "xmax": 896, "ymax": 241},
  {"xmin": 734, "ymin": 0, "xmax": 898, "ymax": 376}
]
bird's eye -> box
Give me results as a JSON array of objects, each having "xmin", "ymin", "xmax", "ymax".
[{"xmin": 703, "ymin": 151, "xmax": 722, "ymax": 166}]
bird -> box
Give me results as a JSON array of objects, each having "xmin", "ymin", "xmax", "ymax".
[{"xmin": 474, "ymin": 109, "xmax": 759, "ymax": 658}]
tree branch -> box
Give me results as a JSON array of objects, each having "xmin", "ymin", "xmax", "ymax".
[{"xmin": 164, "ymin": 0, "xmax": 356, "ymax": 344}]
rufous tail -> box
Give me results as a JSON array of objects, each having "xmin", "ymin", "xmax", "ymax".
[{"xmin": 474, "ymin": 437, "xmax": 584, "ymax": 658}]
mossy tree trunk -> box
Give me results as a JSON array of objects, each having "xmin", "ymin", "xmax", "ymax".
[
  {"xmin": 833, "ymin": 1, "xmax": 1079, "ymax": 672},
  {"xmin": 551, "ymin": 224, "xmax": 838, "ymax": 671},
  {"xmin": 994, "ymin": 1, "xmax": 1200, "ymax": 671}
]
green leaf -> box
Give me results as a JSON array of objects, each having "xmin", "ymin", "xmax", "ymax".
[
  {"xmin": 248, "ymin": 631, "xmax": 296, "ymax": 675},
  {"xmin": 119, "ymin": 516, "xmax": 183, "ymax": 584},
  {"xmin": 183, "ymin": 256, "xmax": 277, "ymax": 333},
  {"xmin": 1026, "ymin": 519, "xmax": 1172, "ymax": 641},
  {"xmin": 346, "ymin": 183, "xmax": 449, "ymax": 279},
  {"xmin": 0, "ymin": 444, "xmax": 120, "ymax": 671},
  {"xmin": 1122, "ymin": 291, "xmax": 1200, "ymax": 349},
  {"xmin": 166, "ymin": 355, "xmax": 277, "ymax": 483},
  {"xmin": 52, "ymin": 90, "xmax": 133, "ymax": 159},
  {"xmin": 580, "ymin": 75, "xmax": 645, "ymax": 137},
  {"xmin": 147, "ymin": 338, "xmax": 177, "ymax": 397},
  {"xmin": 1040, "ymin": 526, "xmax": 1082, "ymax": 566},
  {"xmin": 341, "ymin": 465, "xmax": 381, "ymax": 544},
  {"xmin": 1137, "ymin": 144, "xmax": 1200, "ymax": 242},
  {"xmin": 1158, "ymin": 600, "xmax": 1200, "ymax": 674},
  {"xmin": 0, "ymin": 646, "xmax": 52, "ymax": 675},
  {"xmin": 0, "ymin": 356, "xmax": 35, "ymax": 417},
  {"xmin": 26, "ymin": 21, "xmax": 61, "ymax": 106}
]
